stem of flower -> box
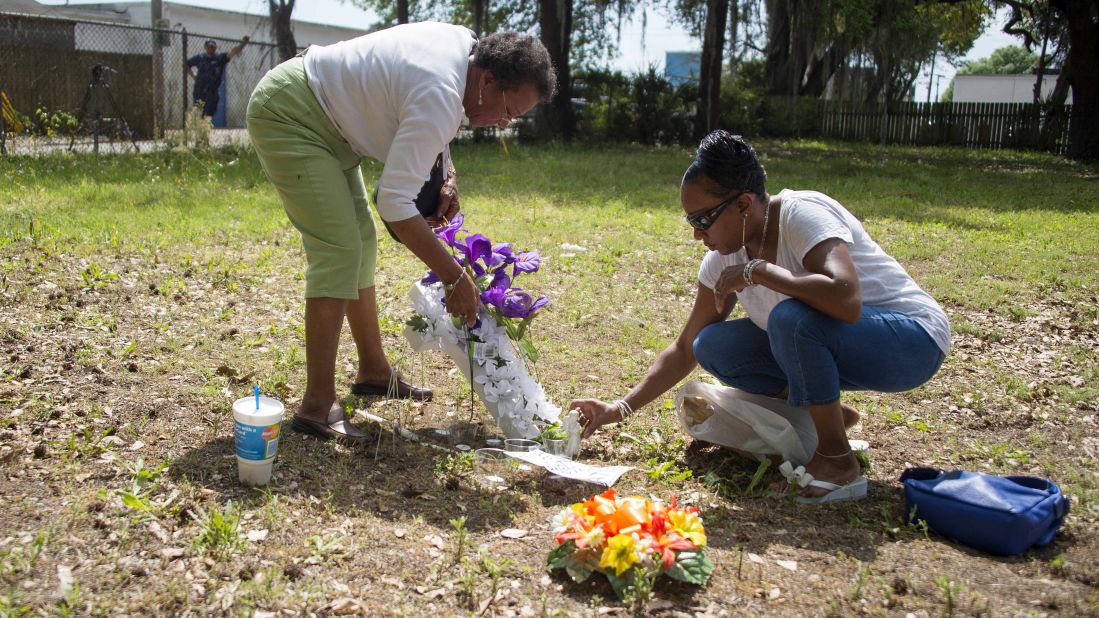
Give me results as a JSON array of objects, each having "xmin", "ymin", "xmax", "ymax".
[{"xmin": 464, "ymin": 324, "xmax": 476, "ymax": 427}]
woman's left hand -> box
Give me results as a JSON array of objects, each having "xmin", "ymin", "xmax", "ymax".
[
  {"xmin": 568, "ymin": 399, "xmax": 623, "ymax": 439},
  {"xmin": 427, "ymin": 174, "xmax": 460, "ymax": 226}
]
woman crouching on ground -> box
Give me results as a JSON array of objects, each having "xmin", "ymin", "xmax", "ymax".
[{"xmin": 570, "ymin": 131, "xmax": 950, "ymax": 503}]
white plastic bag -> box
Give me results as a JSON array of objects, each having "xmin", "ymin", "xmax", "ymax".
[{"xmin": 675, "ymin": 381, "xmax": 818, "ymax": 465}]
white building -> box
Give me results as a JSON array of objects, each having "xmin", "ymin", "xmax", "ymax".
[
  {"xmin": 953, "ymin": 74, "xmax": 1070, "ymax": 104},
  {"xmin": 17, "ymin": 1, "xmax": 369, "ymax": 48},
  {"xmin": 5, "ymin": 1, "xmax": 371, "ymax": 128}
]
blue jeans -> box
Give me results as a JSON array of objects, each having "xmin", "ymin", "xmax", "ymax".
[{"xmin": 693, "ymin": 299, "xmax": 945, "ymax": 407}]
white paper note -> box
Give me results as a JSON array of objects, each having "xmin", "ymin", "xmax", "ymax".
[{"xmin": 502, "ymin": 450, "xmax": 634, "ymax": 486}]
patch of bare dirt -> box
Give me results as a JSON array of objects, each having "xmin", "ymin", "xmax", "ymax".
[{"xmin": 1, "ymin": 238, "xmax": 1097, "ymax": 616}]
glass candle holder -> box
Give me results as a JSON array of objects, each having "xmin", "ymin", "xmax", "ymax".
[
  {"xmin": 448, "ymin": 421, "xmax": 479, "ymax": 446},
  {"xmin": 504, "ymin": 438, "xmax": 540, "ymax": 452},
  {"xmin": 541, "ymin": 437, "xmax": 569, "ymax": 458},
  {"xmin": 474, "ymin": 448, "xmax": 508, "ymax": 487}
]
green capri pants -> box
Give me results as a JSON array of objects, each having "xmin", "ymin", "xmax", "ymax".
[{"xmin": 246, "ymin": 56, "xmax": 377, "ymax": 299}]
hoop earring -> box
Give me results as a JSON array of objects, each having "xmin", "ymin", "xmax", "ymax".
[{"xmin": 741, "ymin": 212, "xmax": 748, "ymax": 250}]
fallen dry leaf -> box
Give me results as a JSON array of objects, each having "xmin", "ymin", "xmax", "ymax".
[
  {"xmin": 322, "ymin": 597, "xmax": 367, "ymax": 615},
  {"xmin": 161, "ymin": 548, "xmax": 185, "ymax": 560},
  {"xmin": 56, "ymin": 565, "xmax": 74, "ymax": 598}
]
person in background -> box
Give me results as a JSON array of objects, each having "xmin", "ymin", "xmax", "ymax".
[
  {"xmin": 187, "ymin": 37, "xmax": 249, "ymax": 118},
  {"xmin": 571, "ymin": 131, "xmax": 949, "ymax": 504},
  {"xmin": 247, "ymin": 24, "xmax": 556, "ymax": 445}
]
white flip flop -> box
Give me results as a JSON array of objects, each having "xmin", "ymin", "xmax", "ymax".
[
  {"xmin": 777, "ymin": 461, "xmax": 868, "ymax": 505},
  {"xmin": 796, "ymin": 475, "xmax": 868, "ymax": 505}
]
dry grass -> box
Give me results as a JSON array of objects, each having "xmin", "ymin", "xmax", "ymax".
[{"xmin": 1, "ymin": 141, "xmax": 1097, "ymax": 616}]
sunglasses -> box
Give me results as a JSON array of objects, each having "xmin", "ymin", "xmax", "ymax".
[{"xmin": 684, "ymin": 191, "xmax": 746, "ymax": 231}]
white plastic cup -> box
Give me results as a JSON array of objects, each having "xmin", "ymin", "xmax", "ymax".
[{"xmin": 232, "ymin": 396, "xmax": 284, "ymax": 486}]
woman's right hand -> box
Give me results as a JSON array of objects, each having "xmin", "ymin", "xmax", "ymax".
[
  {"xmin": 569, "ymin": 399, "xmax": 623, "ymax": 439},
  {"xmin": 444, "ymin": 272, "xmax": 480, "ymax": 326}
]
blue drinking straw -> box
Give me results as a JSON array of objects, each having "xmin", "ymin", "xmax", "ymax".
[{"xmin": 254, "ymin": 385, "xmax": 260, "ymax": 410}]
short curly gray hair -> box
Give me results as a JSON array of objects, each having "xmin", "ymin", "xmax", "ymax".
[{"xmin": 472, "ymin": 32, "xmax": 557, "ymax": 103}]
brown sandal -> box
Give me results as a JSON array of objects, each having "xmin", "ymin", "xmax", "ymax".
[
  {"xmin": 351, "ymin": 374, "xmax": 433, "ymax": 400},
  {"xmin": 290, "ymin": 414, "xmax": 374, "ymax": 446}
]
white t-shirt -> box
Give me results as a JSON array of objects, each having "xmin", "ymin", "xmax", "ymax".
[
  {"xmin": 697, "ymin": 189, "xmax": 951, "ymax": 353},
  {"xmin": 304, "ymin": 22, "xmax": 476, "ymax": 222}
]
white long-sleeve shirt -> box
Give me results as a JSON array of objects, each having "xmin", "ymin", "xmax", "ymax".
[{"xmin": 304, "ymin": 22, "xmax": 475, "ymax": 222}]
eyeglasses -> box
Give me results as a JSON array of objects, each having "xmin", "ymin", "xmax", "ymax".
[
  {"xmin": 497, "ymin": 89, "xmax": 514, "ymax": 129},
  {"xmin": 684, "ymin": 191, "xmax": 745, "ymax": 231}
]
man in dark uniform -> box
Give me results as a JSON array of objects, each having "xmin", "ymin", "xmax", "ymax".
[{"xmin": 187, "ymin": 37, "xmax": 249, "ymax": 118}]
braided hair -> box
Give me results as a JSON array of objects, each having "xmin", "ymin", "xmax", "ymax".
[{"xmin": 683, "ymin": 130, "xmax": 767, "ymax": 196}]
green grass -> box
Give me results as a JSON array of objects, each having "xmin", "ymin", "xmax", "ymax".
[{"xmin": 4, "ymin": 140, "xmax": 1095, "ymax": 316}]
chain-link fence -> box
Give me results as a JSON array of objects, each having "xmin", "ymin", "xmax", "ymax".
[{"xmin": 1, "ymin": 11, "xmax": 285, "ymax": 148}]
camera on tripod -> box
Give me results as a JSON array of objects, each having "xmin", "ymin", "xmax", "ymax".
[
  {"xmin": 69, "ymin": 62, "xmax": 138, "ymax": 153},
  {"xmin": 90, "ymin": 63, "xmax": 117, "ymax": 82}
]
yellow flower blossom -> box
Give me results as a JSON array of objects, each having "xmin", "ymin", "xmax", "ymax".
[
  {"xmin": 599, "ymin": 534, "xmax": 638, "ymax": 576},
  {"xmin": 667, "ymin": 509, "xmax": 707, "ymax": 547}
]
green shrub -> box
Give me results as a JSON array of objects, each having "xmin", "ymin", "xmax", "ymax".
[
  {"xmin": 19, "ymin": 106, "xmax": 79, "ymax": 138},
  {"xmin": 719, "ymin": 59, "xmax": 767, "ymax": 135},
  {"xmin": 571, "ymin": 66, "xmax": 694, "ymax": 145}
]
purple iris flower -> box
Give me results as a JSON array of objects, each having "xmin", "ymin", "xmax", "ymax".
[
  {"xmin": 434, "ymin": 214, "xmax": 465, "ymax": 247},
  {"xmin": 468, "ymin": 260, "xmax": 485, "ymax": 279},
  {"xmin": 500, "ymin": 290, "xmax": 549, "ymax": 319},
  {"xmin": 488, "ymin": 243, "xmax": 515, "ymax": 267},
  {"xmin": 480, "ymin": 286, "xmax": 506, "ymax": 309},
  {"xmin": 488, "ymin": 268, "xmax": 511, "ymax": 291},
  {"xmin": 512, "ymin": 251, "xmax": 541, "ymax": 276},
  {"xmin": 462, "ymin": 233, "xmax": 492, "ymax": 264}
]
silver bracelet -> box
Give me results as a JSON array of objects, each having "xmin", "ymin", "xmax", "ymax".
[
  {"xmin": 612, "ymin": 399, "xmax": 634, "ymax": 420},
  {"xmin": 443, "ymin": 270, "xmax": 464, "ymax": 294},
  {"xmin": 743, "ymin": 258, "xmax": 765, "ymax": 286}
]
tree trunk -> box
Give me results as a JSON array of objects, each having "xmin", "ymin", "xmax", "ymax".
[
  {"xmin": 697, "ymin": 0, "xmax": 730, "ymax": 139},
  {"xmin": 397, "ymin": 0, "xmax": 409, "ymax": 24},
  {"xmin": 472, "ymin": 0, "xmax": 487, "ymax": 36},
  {"xmin": 727, "ymin": 0, "xmax": 739, "ymax": 73},
  {"xmin": 1053, "ymin": 0, "xmax": 1099, "ymax": 159},
  {"xmin": 1033, "ymin": 6, "xmax": 1051, "ymax": 105},
  {"xmin": 538, "ymin": 0, "xmax": 574, "ymax": 138},
  {"xmin": 802, "ymin": 41, "xmax": 847, "ymax": 98},
  {"xmin": 764, "ymin": 0, "xmax": 794, "ymax": 95},
  {"xmin": 268, "ymin": 0, "xmax": 297, "ymax": 62}
]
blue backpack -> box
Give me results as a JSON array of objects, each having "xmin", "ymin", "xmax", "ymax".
[{"xmin": 900, "ymin": 467, "xmax": 1069, "ymax": 556}]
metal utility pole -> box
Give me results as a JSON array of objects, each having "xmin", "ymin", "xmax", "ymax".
[{"xmin": 151, "ymin": 0, "xmax": 166, "ymax": 137}]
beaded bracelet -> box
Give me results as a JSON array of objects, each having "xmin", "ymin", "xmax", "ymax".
[{"xmin": 743, "ymin": 258, "xmax": 765, "ymax": 286}]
